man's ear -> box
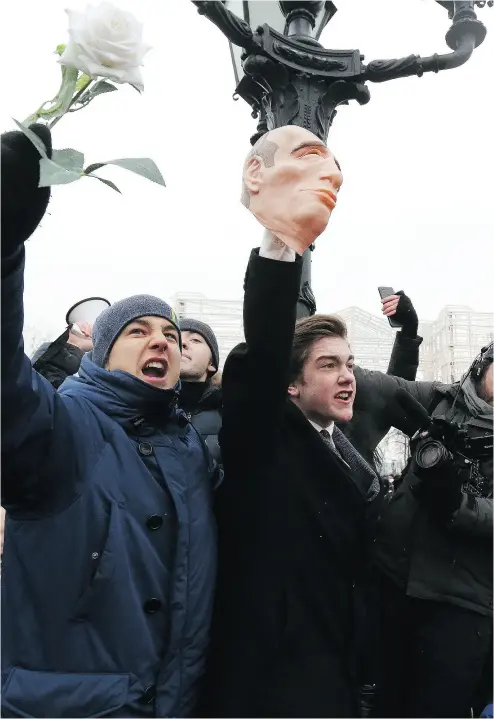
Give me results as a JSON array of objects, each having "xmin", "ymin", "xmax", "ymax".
[
  {"xmin": 243, "ymin": 156, "xmax": 264, "ymax": 196},
  {"xmin": 288, "ymin": 383, "xmax": 300, "ymax": 398}
]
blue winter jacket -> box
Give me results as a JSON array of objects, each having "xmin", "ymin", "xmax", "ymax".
[{"xmin": 1, "ymin": 250, "xmax": 217, "ymax": 718}]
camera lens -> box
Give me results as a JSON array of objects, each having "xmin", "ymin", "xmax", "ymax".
[{"xmin": 415, "ymin": 440, "xmax": 451, "ymax": 470}]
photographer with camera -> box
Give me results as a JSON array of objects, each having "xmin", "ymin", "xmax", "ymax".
[{"xmin": 372, "ymin": 343, "xmax": 493, "ymax": 718}]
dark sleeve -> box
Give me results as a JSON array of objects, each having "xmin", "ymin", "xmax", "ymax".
[
  {"xmin": 33, "ymin": 338, "xmax": 84, "ymax": 389},
  {"xmin": 386, "ymin": 332, "xmax": 423, "ymax": 381},
  {"xmin": 353, "ymin": 368, "xmax": 442, "ymax": 436},
  {"xmin": 219, "ymin": 249, "xmax": 302, "ymax": 464},
  {"xmin": 1, "ymin": 249, "xmax": 78, "ymax": 513}
]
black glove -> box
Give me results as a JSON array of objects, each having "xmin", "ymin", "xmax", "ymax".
[
  {"xmin": 393, "ymin": 290, "xmax": 418, "ymax": 338},
  {"xmin": 1, "ymin": 124, "xmax": 52, "ymax": 257}
]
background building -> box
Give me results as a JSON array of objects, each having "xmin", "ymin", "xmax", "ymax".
[
  {"xmin": 419, "ymin": 306, "xmax": 494, "ymax": 383},
  {"xmin": 171, "ymin": 291, "xmax": 493, "ymax": 381}
]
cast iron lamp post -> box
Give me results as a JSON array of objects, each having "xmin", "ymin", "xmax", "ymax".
[{"xmin": 193, "ymin": 0, "xmax": 490, "ymax": 317}]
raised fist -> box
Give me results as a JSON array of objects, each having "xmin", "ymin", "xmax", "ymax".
[{"xmin": 1, "ymin": 124, "xmax": 52, "ymax": 254}]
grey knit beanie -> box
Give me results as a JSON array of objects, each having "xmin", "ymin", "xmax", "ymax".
[
  {"xmin": 180, "ymin": 318, "xmax": 219, "ymax": 373},
  {"xmin": 92, "ymin": 294, "xmax": 181, "ymax": 367}
]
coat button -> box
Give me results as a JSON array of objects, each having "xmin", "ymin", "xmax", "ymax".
[
  {"xmin": 140, "ymin": 685, "xmax": 156, "ymax": 704},
  {"xmin": 146, "ymin": 514, "xmax": 163, "ymax": 531},
  {"xmin": 144, "ymin": 598, "xmax": 162, "ymax": 613},
  {"xmin": 138, "ymin": 442, "xmax": 153, "ymax": 456}
]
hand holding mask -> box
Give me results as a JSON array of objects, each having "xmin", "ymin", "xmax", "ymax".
[{"xmin": 241, "ymin": 125, "xmax": 343, "ymax": 255}]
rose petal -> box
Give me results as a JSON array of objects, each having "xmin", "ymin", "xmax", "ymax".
[{"xmin": 60, "ymin": 2, "xmax": 150, "ymax": 86}]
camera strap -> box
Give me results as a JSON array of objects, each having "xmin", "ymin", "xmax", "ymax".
[{"xmin": 427, "ymin": 389, "xmax": 446, "ymax": 418}]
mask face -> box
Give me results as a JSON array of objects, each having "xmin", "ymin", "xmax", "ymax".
[{"xmin": 242, "ymin": 125, "xmax": 343, "ymax": 254}]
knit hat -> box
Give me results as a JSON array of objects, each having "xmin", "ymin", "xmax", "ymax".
[
  {"xmin": 92, "ymin": 294, "xmax": 181, "ymax": 368},
  {"xmin": 180, "ymin": 318, "xmax": 219, "ymax": 373}
]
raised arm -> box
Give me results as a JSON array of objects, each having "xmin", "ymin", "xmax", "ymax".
[
  {"xmin": 220, "ymin": 237, "xmax": 302, "ymax": 464},
  {"xmin": 381, "ymin": 290, "xmax": 422, "ymax": 381},
  {"xmin": 1, "ymin": 126, "xmax": 78, "ymax": 513}
]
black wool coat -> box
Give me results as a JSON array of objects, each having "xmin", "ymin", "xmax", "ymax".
[{"xmin": 203, "ymin": 251, "xmax": 376, "ymax": 718}]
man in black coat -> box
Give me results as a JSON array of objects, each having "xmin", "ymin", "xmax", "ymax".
[
  {"xmin": 204, "ymin": 222, "xmax": 384, "ymax": 716},
  {"xmin": 372, "ymin": 343, "xmax": 493, "ymax": 718}
]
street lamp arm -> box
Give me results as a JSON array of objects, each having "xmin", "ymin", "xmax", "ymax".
[
  {"xmin": 363, "ymin": 33, "xmax": 477, "ymax": 83},
  {"xmin": 192, "ymin": 1, "xmax": 257, "ymax": 51},
  {"xmin": 363, "ymin": 3, "xmax": 487, "ymax": 83}
]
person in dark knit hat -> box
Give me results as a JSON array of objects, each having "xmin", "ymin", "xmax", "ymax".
[
  {"xmin": 1, "ymin": 124, "xmax": 217, "ymax": 718},
  {"xmin": 179, "ymin": 318, "xmax": 223, "ymax": 465}
]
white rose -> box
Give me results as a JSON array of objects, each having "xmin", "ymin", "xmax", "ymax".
[{"xmin": 59, "ymin": 2, "xmax": 151, "ymax": 91}]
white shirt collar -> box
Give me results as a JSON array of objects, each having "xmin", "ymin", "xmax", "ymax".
[{"xmin": 308, "ymin": 419, "xmax": 334, "ymax": 436}]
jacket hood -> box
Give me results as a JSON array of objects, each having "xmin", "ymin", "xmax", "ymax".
[{"xmin": 59, "ymin": 353, "xmax": 181, "ymax": 428}]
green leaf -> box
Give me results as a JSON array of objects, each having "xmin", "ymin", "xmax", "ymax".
[
  {"xmin": 52, "ymin": 148, "xmax": 85, "ymax": 172},
  {"xmin": 87, "ymin": 79, "xmax": 117, "ymax": 98},
  {"xmin": 38, "ymin": 157, "xmax": 83, "ymax": 187},
  {"xmin": 85, "ymin": 175, "xmax": 122, "ymax": 193},
  {"xmin": 84, "ymin": 157, "xmax": 166, "ymax": 186},
  {"xmin": 12, "ymin": 119, "xmax": 48, "ymax": 158},
  {"xmin": 75, "ymin": 73, "xmax": 92, "ymax": 92},
  {"xmin": 70, "ymin": 80, "xmax": 118, "ymax": 111},
  {"xmin": 55, "ymin": 43, "xmax": 66, "ymax": 56}
]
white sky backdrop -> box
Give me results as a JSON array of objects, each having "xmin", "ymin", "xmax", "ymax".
[{"xmin": 1, "ymin": 0, "xmax": 493, "ymax": 342}]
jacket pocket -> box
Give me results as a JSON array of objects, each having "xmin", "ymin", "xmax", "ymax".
[
  {"xmin": 72, "ymin": 500, "xmax": 120, "ymax": 621},
  {"xmin": 1, "ymin": 667, "xmax": 130, "ymax": 717}
]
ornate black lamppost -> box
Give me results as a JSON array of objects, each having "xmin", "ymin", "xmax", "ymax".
[{"xmin": 193, "ymin": 0, "xmax": 490, "ymax": 317}]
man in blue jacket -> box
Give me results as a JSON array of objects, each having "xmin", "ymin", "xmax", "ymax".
[{"xmin": 1, "ymin": 125, "xmax": 217, "ymax": 718}]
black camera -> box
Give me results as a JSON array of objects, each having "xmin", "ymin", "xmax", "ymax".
[
  {"xmin": 415, "ymin": 438, "xmax": 453, "ymax": 470},
  {"xmin": 395, "ymin": 389, "xmax": 493, "ymax": 496}
]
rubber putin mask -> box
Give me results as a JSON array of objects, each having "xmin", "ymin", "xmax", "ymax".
[{"xmin": 241, "ymin": 125, "xmax": 343, "ymax": 254}]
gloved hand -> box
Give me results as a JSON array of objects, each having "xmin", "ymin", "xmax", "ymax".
[
  {"xmin": 1, "ymin": 124, "xmax": 52, "ymax": 257},
  {"xmin": 393, "ymin": 290, "xmax": 419, "ymax": 338}
]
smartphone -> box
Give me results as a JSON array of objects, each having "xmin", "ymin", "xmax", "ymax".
[{"xmin": 378, "ymin": 286, "xmax": 403, "ymax": 329}]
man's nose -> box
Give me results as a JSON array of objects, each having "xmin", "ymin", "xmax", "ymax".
[
  {"xmin": 339, "ymin": 366, "xmax": 354, "ymax": 383},
  {"xmin": 321, "ymin": 159, "xmax": 343, "ymax": 192},
  {"xmin": 149, "ymin": 333, "xmax": 168, "ymax": 350}
]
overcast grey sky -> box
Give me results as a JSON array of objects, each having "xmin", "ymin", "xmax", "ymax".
[{"xmin": 2, "ymin": 0, "xmax": 493, "ymax": 342}]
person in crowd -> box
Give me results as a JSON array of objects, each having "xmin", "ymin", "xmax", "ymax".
[
  {"xmin": 31, "ymin": 297, "xmax": 111, "ymax": 388},
  {"xmin": 179, "ymin": 318, "xmax": 222, "ymax": 464},
  {"xmin": 32, "ymin": 321, "xmax": 94, "ymax": 388},
  {"xmin": 1, "ymin": 125, "xmax": 217, "ymax": 717},
  {"xmin": 372, "ymin": 341, "xmax": 493, "ymax": 718},
  {"xmin": 203, "ymin": 125, "xmax": 382, "ymax": 718}
]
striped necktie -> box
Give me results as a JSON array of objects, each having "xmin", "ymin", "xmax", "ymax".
[{"xmin": 320, "ymin": 429, "xmax": 349, "ymax": 466}]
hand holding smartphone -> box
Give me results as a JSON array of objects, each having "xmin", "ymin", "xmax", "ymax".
[{"xmin": 378, "ymin": 286, "xmax": 403, "ymax": 328}]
